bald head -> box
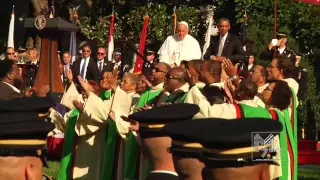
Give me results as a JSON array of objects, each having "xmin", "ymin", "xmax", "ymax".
[
  {"xmin": 164, "ymin": 67, "xmax": 187, "ymax": 92},
  {"xmin": 239, "ymin": 79, "xmax": 258, "ymax": 100},
  {"xmin": 169, "ymin": 67, "xmax": 186, "ymax": 82}
]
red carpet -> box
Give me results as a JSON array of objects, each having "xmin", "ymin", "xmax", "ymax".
[{"xmin": 298, "ymin": 140, "xmax": 320, "ymax": 164}]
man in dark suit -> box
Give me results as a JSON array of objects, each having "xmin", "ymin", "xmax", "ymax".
[
  {"xmin": 95, "ymin": 47, "xmax": 114, "ymax": 79},
  {"xmin": 72, "ymin": 45, "xmax": 100, "ymax": 84},
  {"xmin": 23, "ymin": 48, "xmax": 40, "ymax": 89},
  {"xmin": 0, "ymin": 60, "xmax": 23, "ymax": 100},
  {"xmin": 203, "ymin": 18, "xmax": 246, "ymax": 65}
]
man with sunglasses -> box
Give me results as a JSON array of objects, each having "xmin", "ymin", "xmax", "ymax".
[
  {"xmin": 72, "ymin": 45, "xmax": 100, "ymax": 84},
  {"xmin": 5, "ymin": 47, "xmax": 15, "ymax": 61},
  {"xmin": 95, "ymin": 47, "xmax": 114, "ymax": 79},
  {"xmin": 163, "ymin": 67, "xmax": 189, "ymax": 104}
]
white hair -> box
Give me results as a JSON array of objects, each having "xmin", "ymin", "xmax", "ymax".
[{"xmin": 178, "ymin": 21, "xmax": 189, "ymax": 29}]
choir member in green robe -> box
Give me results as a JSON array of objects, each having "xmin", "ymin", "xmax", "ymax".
[{"xmin": 261, "ymin": 80, "xmax": 297, "ymax": 180}]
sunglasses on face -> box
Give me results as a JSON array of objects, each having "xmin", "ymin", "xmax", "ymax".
[
  {"xmin": 166, "ymin": 74, "xmax": 180, "ymax": 80},
  {"xmin": 153, "ymin": 67, "xmax": 167, "ymax": 74},
  {"xmin": 97, "ymin": 52, "xmax": 105, "ymax": 55},
  {"xmin": 7, "ymin": 53, "xmax": 14, "ymax": 55}
]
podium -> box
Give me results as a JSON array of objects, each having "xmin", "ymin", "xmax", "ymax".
[{"xmin": 24, "ymin": 17, "xmax": 78, "ymax": 97}]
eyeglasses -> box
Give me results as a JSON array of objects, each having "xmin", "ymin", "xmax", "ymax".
[
  {"xmin": 83, "ymin": 50, "xmax": 91, "ymax": 53},
  {"xmin": 166, "ymin": 74, "xmax": 180, "ymax": 80},
  {"xmin": 153, "ymin": 67, "xmax": 167, "ymax": 74},
  {"xmin": 6, "ymin": 53, "xmax": 14, "ymax": 55},
  {"xmin": 97, "ymin": 52, "xmax": 105, "ymax": 55}
]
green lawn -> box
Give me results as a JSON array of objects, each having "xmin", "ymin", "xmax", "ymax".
[
  {"xmin": 43, "ymin": 161, "xmax": 60, "ymax": 180},
  {"xmin": 44, "ymin": 161, "xmax": 320, "ymax": 180}
]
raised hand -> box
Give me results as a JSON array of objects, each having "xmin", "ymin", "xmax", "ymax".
[
  {"xmin": 185, "ymin": 69, "xmax": 197, "ymax": 87},
  {"xmin": 223, "ymin": 59, "xmax": 238, "ymax": 77},
  {"xmin": 36, "ymin": 85, "xmax": 50, "ymax": 97},
  {"xmin": 67, "ymin": 69, "xmax": 73, "ymax": 83},
  {"xmin": 73, "ymin": 100, "xmax": 84, "ymax": 112},
  {"xmin": 78, "ymin": 76, "xmax": 91, "ymax": 95}
]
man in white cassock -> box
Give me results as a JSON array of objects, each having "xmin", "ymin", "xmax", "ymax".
[{"xmin": 158, "ymin": 21, "xmax": 201, "ymax": 67}]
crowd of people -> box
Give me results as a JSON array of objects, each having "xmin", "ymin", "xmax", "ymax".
[{"xmin": 0, "ymin": 17, "xmax": 302, "ymax": 180}]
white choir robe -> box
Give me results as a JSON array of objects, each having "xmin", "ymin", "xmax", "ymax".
[
  {"xmin": 50, "ymin": 107, "xmax": 108, "ymax": 180},
  {"xmin": 81, "ymin": 87, "xmax": 132, "ymax": 180},
  {"xmin": 184, "ymin": 86, "xmax": 262, "ymax": 119},
  {"xmin": 158, "ymin": 34, "xmax": 201, "ymax": 66}
]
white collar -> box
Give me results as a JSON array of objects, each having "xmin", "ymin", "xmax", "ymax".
[
  {"xmin": 220, "ymin": 32, "xmax": 228, "ymax": 40},
  {"xmin": 258, "ymin": 83, "xmax": 269, "ymax": 93},
  {"xmin": 2, "ymin": 81, "xmax": 20, "ymax": 93},
  {"xmin": 239, "ymin": 99, "xmax": 258, "ymax": 108},
  {"xmin": 278, "ymin": 46, "xmax": 286, "ymax": 54},
  {"xmin": 172, "ymin": 83, "xmax": 189, "ymax": 93},
  {"xmin": 31, "ymin": 60, "xmax": 38, "ymax": 65},
  {"xmin": 151, "ymin": 82, "xmax": 164, "ymax": 92},
  {"xmin": 209, "ymin": 82, "xmax": 224, "ymax": 89}
]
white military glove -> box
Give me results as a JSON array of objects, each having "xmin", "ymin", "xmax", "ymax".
[{"xmin": 271, "ymin": 39, "xmax": 278, "ymax": 47}]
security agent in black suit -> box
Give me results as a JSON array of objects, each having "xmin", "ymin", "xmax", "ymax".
[
  {"xmin": 127, "ymin": 104, "xmax": 200, "ymax": 180},
  {"xmin": 95, "ymin": 47, "xmax": 114, "ymax": 78},
  {"xmin": 203, "ymin": 18, "xmax": 246, "ymax": 65},
  {"xmin": 163, "ymin": 118, "xmax": 282, "ymax": 180},
  {"xmin": 260, "ymin": 32, "xmax": 296, "ymax": 64},
  {"xmin": 72, "ymin": 45, "xmax": 100, "ymax": 84},
  {"xmin": 23, "ymin": 48, "xmax": 40, "ymax": 89}
]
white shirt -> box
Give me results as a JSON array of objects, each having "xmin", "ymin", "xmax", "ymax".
[
  {"xmin": 248, "ymin": 64, "xmax": 254, "ymax": 71},
  {"xmin": 97, "ymin": 59, "xmax": 104, "ymax": 71},
  {"xmin": 217, "ymin": 32, "xmax": 228, "ymax": 56},
  {"xmin": 80, "ymin": 57, "xmax": 90, "ymax": 80},
  {"xmin": 278, "ymin": 46, "xmax": 286, "ymax": 54},
  {"xmin": 114, "ymin": 61, "xmax": 121, "ymax": 70},
  {"xmin": 31, "ymin": 60, "xmax": 38, "ymax": 65},
  {"xmin": 3, "ymin": 81, "xmax": 20, "ymax": 93}
]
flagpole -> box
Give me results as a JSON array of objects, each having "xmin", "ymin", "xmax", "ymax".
[
  {"xmin": 273, "ymin": 0, "xmax": 278, "ymax": 57},
  {"xmin": 173, "ymin": 6, "xmax": 177, "ymax": 35},
  {"xmin": 7, "ymin": 5, "xmax": 15, "ymax": 49}
]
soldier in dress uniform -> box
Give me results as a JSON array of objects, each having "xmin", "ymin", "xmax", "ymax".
[
  {"xmin": 142, "ymin": 50, "xmax": 156, "ymax": 78},
  {"xmin": 0, "ymin": 96, "xmax": 55, "ymax": 180},
  {"xmin": 260, "ymin": 32, "xmax": 296, "ymax": 64},
  {"xmin": 163, "ymin": 118, "xmax": 283, "ymax": 180},
  {"xmin": 126, "ymin": 103, "xmax": 200, "ymax": 180}
]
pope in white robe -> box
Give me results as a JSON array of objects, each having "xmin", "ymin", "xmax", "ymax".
[{"xmin": 158, "ymin": 21, "xmax": 201, "ymax": 67}]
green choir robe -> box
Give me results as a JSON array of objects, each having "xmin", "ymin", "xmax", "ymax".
[
  {"xmin": 124, "ymin": 83, "xmax": 168, "ymax": 180},
  {"xmin": 269, "ymin": 108, "xmax": 297, "ymax": 180}
]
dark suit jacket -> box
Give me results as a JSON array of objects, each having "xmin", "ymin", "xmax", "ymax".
[
  {"xmin": 260, "ymin": 47, "xmax": 296, "ymax": 64},
  {"xmin": 0, "ymin": 81, "xmax": 23, "ymax": 100},
  {"xmin": 72, "ymin": 57, "xmax": 100, "ymax": 84},
  {"xmin": 23, "ymin": 61, "xmax": 39, "ymax": 89},
  {"xmin": 94, "ymin": 59, "xmax": 114, "ymax": 79},
  {"xmin": 203, "ymin": 33, "xmax": 246, "ymax": 64}
]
